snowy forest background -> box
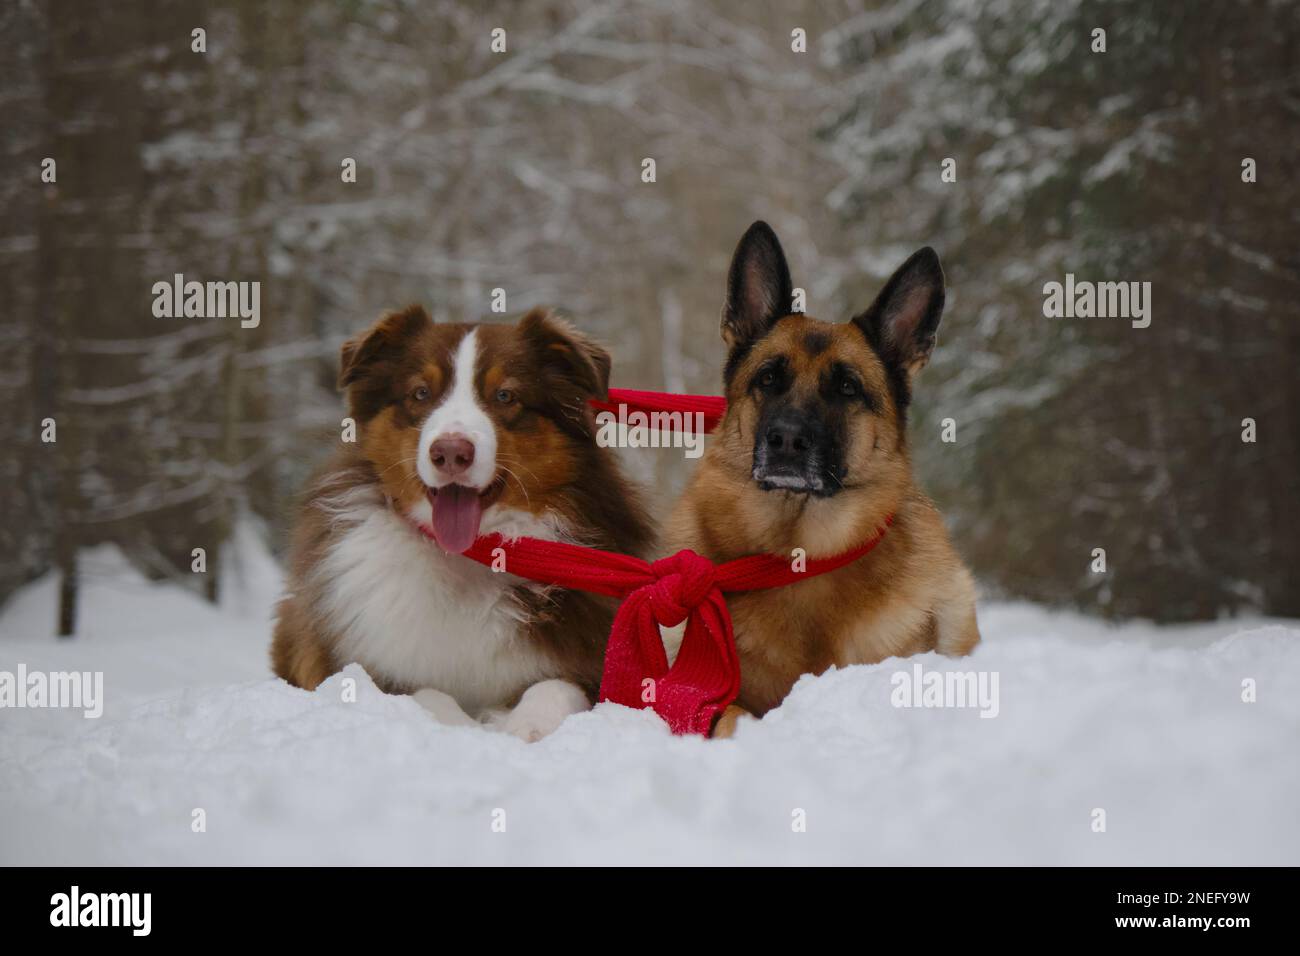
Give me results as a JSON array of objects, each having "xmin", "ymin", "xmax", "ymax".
[{"xmin": 1, "ymin": 0, "xmax": 1297, "ymax": 633}]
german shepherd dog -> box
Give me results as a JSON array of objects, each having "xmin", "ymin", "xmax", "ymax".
[{"xmin": 667, "ymin": 222, "xmax": 980, "ymax": 732}]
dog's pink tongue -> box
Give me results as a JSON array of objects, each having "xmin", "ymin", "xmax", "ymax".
[{"xmin": 430, "ymin": 485, "xmax": 482, "ymax": 554}]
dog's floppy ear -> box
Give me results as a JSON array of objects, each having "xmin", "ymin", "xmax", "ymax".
[
  {"xmin": 519, "ymin": 308, "xmax": 611, "ymax": 401},
  {"xmin": 721, "ymin": 221, "xmax": 794, "ymax": 350},
  {"xmin": 339, "ymin": 305, "xmax": 430, "ymax": 389},
  {"xmin": 852, "ymin": 247, "xmax": 945, "ymax": 381}
]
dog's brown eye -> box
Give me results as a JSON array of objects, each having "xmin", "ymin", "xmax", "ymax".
[
  {"xmin": 495, "ymin": 388, "xmax": 515, "ymax": 405},
  {"xmin": 758, "ymin": 370, "xmax": 776, "ymax": 388},
  {"xmin": 412, "ymin": 385, "xmax": 431, "ymax": 402},
  {"xmin": 839, "ymin": 379, "xmax": 858, "ymax": 397}
]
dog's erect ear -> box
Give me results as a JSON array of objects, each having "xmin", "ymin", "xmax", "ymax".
[
  {"xmin": 519, "ymin": 308, "xmax": 611, "ymax": 401},
  {"xmin": 339, "ymin": 305, "xmax": 430, "ymax": 389},
  {"xmin": 721, "ymin": 221, "xmax": 794, "ymax": 350},
  {"xmin": 852, "ymin": 247, "xmax": 945, "ymax": 380}
]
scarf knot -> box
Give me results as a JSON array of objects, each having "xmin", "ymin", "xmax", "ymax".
[{"xmin": 646, "ymin": 549, "xmax": 716, "ymax": 625}]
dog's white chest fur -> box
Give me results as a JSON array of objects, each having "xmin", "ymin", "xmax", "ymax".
[{"xmin": 315, "ymin": 503, "xmax": 561, "ymax": 712}]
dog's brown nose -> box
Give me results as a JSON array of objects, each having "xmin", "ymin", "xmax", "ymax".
[{"xmin": 430, "ymin": 434, "xmax": 475, "ymax": 477}]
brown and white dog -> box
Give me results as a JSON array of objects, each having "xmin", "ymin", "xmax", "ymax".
[
  {"xmin": 271, "ymin": 306, "xmax": 651, "ymax": 740},
  {"xmin": 667, "ymin": 222, "xmax": 980, "ymax": 732}
]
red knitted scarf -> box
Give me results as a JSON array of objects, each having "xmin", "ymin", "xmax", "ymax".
[{"xmin": 424, "ymin": 388, "xmax": 893, "ymax": 736}]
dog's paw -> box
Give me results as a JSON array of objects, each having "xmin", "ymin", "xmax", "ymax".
[
  {"xmin": 410, "ymin": 688, "xmax": 477, "ymax": 728},
  {"xmin": 500, "ymin": 679, "xmax": 589, "ymax": 743},
  {"xmin": 711, "ymin": 704, "xmax": 753, "ymax": 740}
]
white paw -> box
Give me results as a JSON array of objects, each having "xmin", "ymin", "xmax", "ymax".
[
  {"xmin": 411, "ymin": 688, "xmax": 477, "ymax": 728},
  {"xmin": 500, "ymin": 679, "xmax": 590, "ymax": 742}
]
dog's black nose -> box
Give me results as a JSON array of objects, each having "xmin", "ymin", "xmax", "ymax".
[
  {"xmin": 765, "ymin": 416, "xmax": 812, "ymax": 456},
  {"xmin": 753, "ymin": 406, "xmax": 836, "ymax": 495}
]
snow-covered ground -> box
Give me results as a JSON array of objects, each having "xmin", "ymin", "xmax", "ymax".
[{"xmin": 1, "ymin": 527, "xmax": 1297, "ymax": 865}]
